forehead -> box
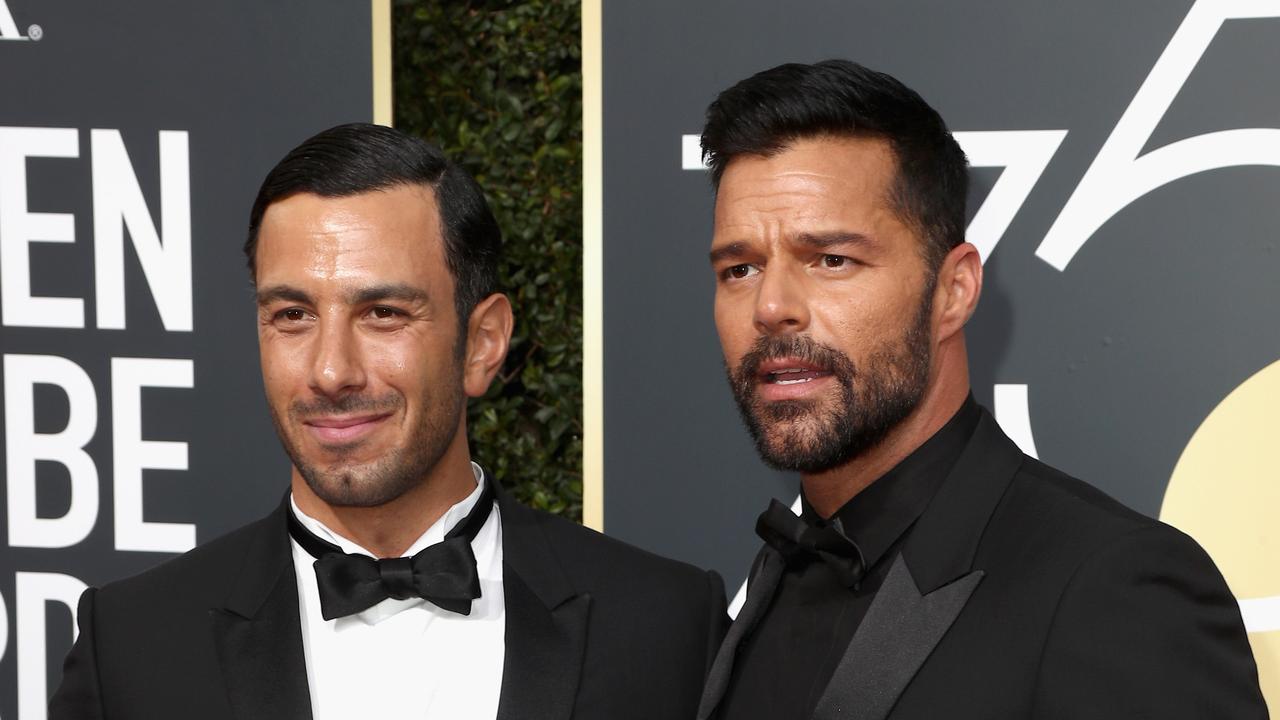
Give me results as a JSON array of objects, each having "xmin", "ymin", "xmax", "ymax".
[
  {"xmin": 713, "ymin": 135, "xmax": 900, "ymax": 238},
  {"xmin": 254, "ymin": 185, "xmax": 446, "ymax": 287}
]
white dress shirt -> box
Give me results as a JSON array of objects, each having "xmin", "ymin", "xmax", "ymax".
[{"xmin": 290, "ymin": 463, "xmax": 505, "ymax": 720}]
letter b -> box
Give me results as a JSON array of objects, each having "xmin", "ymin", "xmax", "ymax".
[{"xmin": 4, "ymin": 354, "xmax": 99, "ymax": 547}]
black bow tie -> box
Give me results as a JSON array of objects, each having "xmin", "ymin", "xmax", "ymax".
[
  {"xmin": 756, "ymin": 498, "xmax": 867, "ymax": 588},
  {"xmin": 287, "ymin": 479, "xmax": 494, "ymax": 621}
]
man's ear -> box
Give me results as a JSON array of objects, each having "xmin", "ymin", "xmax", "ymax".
[
  {"xmin": 462, "ymin": 293, "xmax": 514, "ymax": 398},
  {"xmin": 933, "ymin": 242, "xmax": 983, "ymax": 343}
]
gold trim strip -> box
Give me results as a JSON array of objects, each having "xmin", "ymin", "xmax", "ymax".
[
  {"xmin": 372, "ymin": 0, "xmax": 393, "ymax": 126},
  {"xmin": 582, "ymin": 0, "xmax": 604, "ymax": 531}
]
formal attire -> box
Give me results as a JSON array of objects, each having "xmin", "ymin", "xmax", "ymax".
[
  {"xmin": 50, "ymin": 466, "xmax": 728, "ymax": 720},
  {"xmin": 291, "ymin": 463, "xmax": 505, "ymax": 719},
  {"xmin": 700, "ymin": 398, "xmax": 1267, "ymax": 720}
]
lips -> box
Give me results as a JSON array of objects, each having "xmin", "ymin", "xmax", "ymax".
[
  {"xmin": 303, "ymin": 413, "xmax": 392, "ymax": 445},
  {"xmin": 754, "ymin": 358, "xmax": 834, "ymax": 400},
  {"xmin": 763, "ymin": 368, "xmax": 829, "ymax": 384}
]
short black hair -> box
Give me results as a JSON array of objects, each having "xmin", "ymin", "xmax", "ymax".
[
  {"xmin": 701, "ymin": 59, "xmax": 968, "ymax": 271},
  {"xmin": 245, "ymin": 123, "xmax": 501, "ymax": 327}
]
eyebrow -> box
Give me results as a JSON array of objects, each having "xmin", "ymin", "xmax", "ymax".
[
  {"xmin": 793, "ymin": 231, "xmax": 876, "ymax": 250},
  {"xmin": 709, "ymin": 242, "xmax": 751, "ymax": 265},
  {"xmin": 255, "ymin": 283, "xmax": 430, "ymax": 306},
  {"xmin": 256, "ymin": 284, "xmax": 312, "ymax": 306},
  {"xmin": 347, "ymin": 283, "xmax": 430, "ymax": 306},
  {"xmin": 709, "ymin": 232, "xmax": 876, "ymax": 265}
]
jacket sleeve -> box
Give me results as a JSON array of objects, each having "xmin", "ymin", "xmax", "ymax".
[
  {"xmin": 1030, "ymin": 524, "xmax": 1267, "ymax": 718},
  {"xmin": 48, "ymin": 587, "xmax": 105, "ymax": 720}
]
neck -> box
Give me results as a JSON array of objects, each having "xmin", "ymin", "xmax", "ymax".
[
  {"xmin": 802, "ymin": 347, "xmax": 970, "ymax": 519},
  {"xmin": 291, "ymin": 417, "xmax": 477, "ymax": 558}
]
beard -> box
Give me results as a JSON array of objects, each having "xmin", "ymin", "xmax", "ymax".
[
  {"xmin": 269, "ymin": 380, "xmax": 465, "ymax": 508},
  {"xmin": 727, "ymin": 290, "xmax": 934, "ymax": 474}
]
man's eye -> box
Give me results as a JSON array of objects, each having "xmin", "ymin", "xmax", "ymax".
[
  {"xmin": 822, "ymin": 255, "xmax": 847, "ymax": 268},
  {"xmin": 280, "ymin": 308, "xmax": 307, "ymax": 322},
  {"xmin": 370, "ymin": 306, "xmax": 400, "ymax": 319},
  {"xmin": 725, "ymin": 264, "xmax": 756, "ymax": 280}
]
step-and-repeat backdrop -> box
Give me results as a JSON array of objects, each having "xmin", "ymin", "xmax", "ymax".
[
  {"xmin": 599, "ymin": 0, "xmax": 1279, "ymax": 707},
  {"xmin": 0, "ymin": 1, "xmax": 379, "ymax": 716},
  {"xmin": 3, "ymin": 0, "xmax": 1277, "ymax": 714}
]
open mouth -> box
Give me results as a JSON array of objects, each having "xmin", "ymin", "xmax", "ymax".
[
  {"xmin": 754, "ymin": 359, "xmax": 834, "ymax": 398},
  {"xmin": 763, "ymin": 367, "xmax": 831, "ymax": 385},
  {"xmin": 758, "ymin": 357, "xmax": 832, "ymax": 383}
]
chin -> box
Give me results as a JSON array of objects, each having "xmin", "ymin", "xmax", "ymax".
[{"xmin": 303, "ymin": 469, "xmax": 413, "ymax": 509}]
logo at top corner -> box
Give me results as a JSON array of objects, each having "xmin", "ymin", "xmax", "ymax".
[{"xmin": 0, "ymin": 0, "xmax": 41, "ymax": 42}]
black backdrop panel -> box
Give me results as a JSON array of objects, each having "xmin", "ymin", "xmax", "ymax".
[
  {"xmin": 599, "ymin": 0, "xmax": 1280, "ymax": 662},
  {"xmin": 0, "ymin": 1, "xmax": 372, "ymax": 715}
]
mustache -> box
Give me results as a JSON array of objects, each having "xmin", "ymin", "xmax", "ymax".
[
  {"xmin": 735, "ymin": 335, "xmax": 856, "ymax": 382},
  {"xmin": 289, "ymin": 393, "xmax": 401, "ymax": 419}
]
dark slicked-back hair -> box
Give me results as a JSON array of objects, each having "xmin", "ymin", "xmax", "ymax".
[
  {"xmin": 701, "ymin": 59, "xmax": 968, "ymax": 271},
  {"xmin": 245, "ymin": 123, "xmax": 501, "ymax": 328}
]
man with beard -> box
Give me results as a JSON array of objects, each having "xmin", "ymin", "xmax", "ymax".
[
  {"xmin": 695, "ymin": 61, "xmax": 1265, "ymax": 720},
  {"xmin": 50, "ymin": 124, "xmax": 726, "ymax": 720}
]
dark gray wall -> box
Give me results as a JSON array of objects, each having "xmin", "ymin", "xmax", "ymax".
[
  {"xmin": 0, "ymin": 1, "xmax": 371, "ymax": 715},
  {"xmin": 601, "ymin": 0, "xmax": 1280, "ymax": 602}
]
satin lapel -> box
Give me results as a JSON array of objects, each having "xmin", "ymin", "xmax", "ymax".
[
  {"xmin": 495, "ymin": 491, "xmax": 590, "ymax": 720},
  {"xmin": 697, "ymin": 545, "xmax": 783, "ymax": 720},
  {"xmin": 901, "ymin": 411, "xmax": 1023, "ymax": 595},
  {"xmin": 210, "ymin": 498, "xmax": 312, "ymax": 720},
  {"xmin": 497, "ymin": 570, "xmax": 590, "ymax": 720},
  {"xmin": 812, "ymin": 409, "xmax": 1023, "ymax": 720},
  {"xmin": 812, "ymin": 556, "xmax": 983, "ymax": 720}
]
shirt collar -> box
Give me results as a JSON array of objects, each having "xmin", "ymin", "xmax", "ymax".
[
  {"xmin": 801, "ymin": 396, "xmax": 981, "ymax": 572},
  {"xmin": 290, "ymin": 461, "xmax": 486, "ymax": 559}
]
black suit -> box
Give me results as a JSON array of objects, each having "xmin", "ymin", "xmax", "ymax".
[
  {"xmin": 50, "ymin": 488, "xmax": 728, "ymax": 720},
  {"xmin": 700, "ymin": 409, "xmax": 1266, "ymax": 719}
]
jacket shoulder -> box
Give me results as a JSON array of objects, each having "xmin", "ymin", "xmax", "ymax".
[
  {"xmin": 504, "ymin": 502, "xmax": 728, "ymax": 683},
  {"xmin": 510, "ymin": 502, "xmax": 713, "ymax": 589},
  {"xmin": 1020, "ymin": 463, "xmax": 1265, "ymax": 716},
  {"xmin": 986, "ymin": 455, "xmax": 1204, "ymax": 572},
  {"xmin": 93, "ymin": 511, "xmax": 281, "ymax": 614},
  {"xmin": 1016, "ymin": 456, "xmax": 1157, "ymax": 526}
]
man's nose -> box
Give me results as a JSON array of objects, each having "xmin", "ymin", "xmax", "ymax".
[
  {"xmin": 753, "ymin": 264, "xmax": 809, "ymax": 335},
  {"xmin": 308, "ymin": 319, "xmax": 366, "ymax": 398}
]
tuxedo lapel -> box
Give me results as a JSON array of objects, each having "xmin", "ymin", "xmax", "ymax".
[
  {"xmin": 210, "ymin": 499, "xmax": 313, "ymax": 720},
  {"xmin": 697, "ymin": 546, "xmax": 783, "ymax": 720},
  {"xmin": 497, "ymin": 570, "xmax": 590, "ymax": 720},
  {"xmin": 812, "ymin": 557, "xmax": 983, "ymax": 720},
  {"xmin": 811, "ymin": 410, "xmax": 1025, "ymax": 720},
  {"xmin": 495, "ymin": 493, "xmax": 590, "ymax": 720}
]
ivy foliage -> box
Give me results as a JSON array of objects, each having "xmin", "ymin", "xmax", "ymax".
[{"xmin": 394, "ymin": 0, "xmax": 584, "ymax": 519}]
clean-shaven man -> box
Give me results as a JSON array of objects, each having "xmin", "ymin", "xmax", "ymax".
[
  {"xmin": 51, "ymin": 123, "xmax": 726, "ymax": 720},
  {"xmin": 695, "ymin": 60, "xmax": 1265, "ymax": 720}
]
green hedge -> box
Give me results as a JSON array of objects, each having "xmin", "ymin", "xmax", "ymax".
[{"xmin": 394, "ymin": 0, "xmax": 584, "ymax": 520}]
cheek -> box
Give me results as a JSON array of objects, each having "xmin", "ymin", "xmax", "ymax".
[
  {"xmin": 258, "ymin": 342, "xmax": 305, "ymax": 397},
  {"xmin": 815, "ymin": 291, "xmax": 900, "ymax": 354},
  {"xmin": 713, "ymin": 312, "xmax": 743, "ymax": 360},
  {"xmin": 364, "ymin": 336, "xmax": 439, "ymax": 394},
  {"xmin": 372, "ymin": 352, "xmax": 409, "ymax": 377},
  {"xmin": 714, "ymin": 293, "xmax": 752, "ymax": 349},
  {"xmin": 363, "ymin": 346, "xmax": 409, "ymax": 387}
]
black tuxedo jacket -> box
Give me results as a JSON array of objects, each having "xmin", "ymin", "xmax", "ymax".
[
  {"xmin": 50, "ymin": 489, "xmax": 728, "ymax": 719},
  {"xmin": 701, "ymin": 410, "xmax": 1267, "ymax": 720}
]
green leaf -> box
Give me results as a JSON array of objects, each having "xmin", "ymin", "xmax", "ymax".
[{"xmin": 395, "ymin": 0, "xmax": 584, "ymax": 522}]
